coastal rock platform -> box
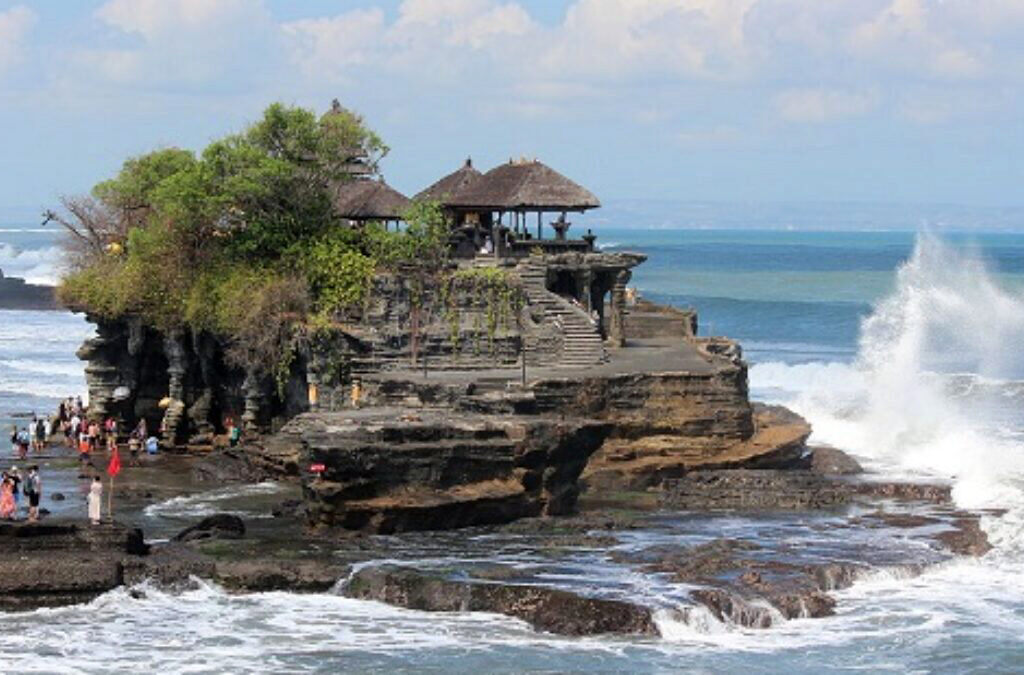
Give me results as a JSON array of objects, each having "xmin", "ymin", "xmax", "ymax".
[{"xmin": 261, "ymin": 408, "xmax": 612, "ymax": 533}]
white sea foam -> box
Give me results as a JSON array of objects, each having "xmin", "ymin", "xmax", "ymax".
[
  {"xmin": 143, "ymin": 482, "xmax": 287, "ymax": 520},
  {"xmin": 751, "ymin": 233, "xmax": 1024, "ymax": 527},
  {"xmin": 0, "ymin": 243, "xmax": 63, "ymax": 285}
]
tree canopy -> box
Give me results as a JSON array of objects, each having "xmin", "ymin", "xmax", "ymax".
[{"xmin": 51, "ymin": 102, "xmax": 447, "ymax": 377}]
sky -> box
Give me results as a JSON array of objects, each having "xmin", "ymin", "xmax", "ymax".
[{"xmin": 2, "ymin": 0, "xmax": 1024, "ymax": 223}]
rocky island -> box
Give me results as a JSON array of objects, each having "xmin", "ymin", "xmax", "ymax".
[
  {"xmin": 12, "ymin": 101, "xmax": 994, "ymax": 635},
  {"xmin": 0, "ymin": 268, "xmax": 56, "ymax": 310}
]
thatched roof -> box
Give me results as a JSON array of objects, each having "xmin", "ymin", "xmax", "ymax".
[
  {"xmin": 415, "ymin": 158, "xmax": 482, "ymax": 203},
  {"xmin": 449, "ymin": 159, "xmax": 600, "ymax": 211},
  {"xmin": 332, "ymin": 178, "xmax": 411, "ymax": 221}
]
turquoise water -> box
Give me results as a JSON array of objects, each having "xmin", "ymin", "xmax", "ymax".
[{"xmin": 2, "ymin": 224, "xmax": 1024, "ymax": 672}]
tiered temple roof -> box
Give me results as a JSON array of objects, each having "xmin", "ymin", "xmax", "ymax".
[
  {"xmin": 332, "ymin": 178, "xmax": 411, "ymax": 222},
  {"xmin": 415, "ymin": 157, "xmax": 482, "ymax": 203},
  {"xmin": 445, "ymin": 158, "xmax": 600, "ymax": 212}
]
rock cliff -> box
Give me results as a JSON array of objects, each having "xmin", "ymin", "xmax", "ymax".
[{"xmin": 252, "ymin": 409, "xmax": 611, "ymax": 533}]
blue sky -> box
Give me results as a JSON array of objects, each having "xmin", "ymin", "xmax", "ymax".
[{"xmin": 2, "ymin": 0, "xmax": 1024, "ymax": 222}]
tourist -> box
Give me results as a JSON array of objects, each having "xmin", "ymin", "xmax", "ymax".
[
  {"xmin": 0, "ymin": 473, "xmax": 15, "ymax": 520},
  {"xmin": 34, "ymin": 417, "xmax": 46, "ymax": 453},
  {"xmin": 8, "ymin": 466, "xmax": 21, "ymax": 515},
  {"xmin": 9, "ymin": 425, "xmax": 18, "ymax": 457},
  {"xmin": 87, "ymin": 476, "xmax": 102, "ymax": 525},
  {"xmin": 87, "ymin": 421, "xmax": 100, "ymax": 454},
  {"xmin": 128, "ymin": 433, "xmax": 141, "ymax": 466},
  {"xmin": 104, "ymin": 417, "xmax": 118, "ymax": 452},
  {"xmin": 145, "ymin": 435, "xmax": 159, "ymax": 456},
  {"xmin": 133, "ymin": 418, "xmax": 147, "ymax": 442},
  {"xmin": 16, "ymin": 427, "xmax": 29, "ymax": 460},
  {"xmin": 78, "ymin": 430, "xmax": 92, "ymax": 469},
  {"xmin": 350, "ymin": 378, "xmax": 362, "ymax": 409},
  {"xmin": 24, "ymin": 465, "xmax": 41, "ymax": 522}
]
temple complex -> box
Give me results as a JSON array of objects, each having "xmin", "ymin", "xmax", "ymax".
[{"xmin": 72, "ymin": 142, "xmax": 813, "ymax": 536}]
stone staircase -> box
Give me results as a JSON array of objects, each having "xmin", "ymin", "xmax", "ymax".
[{"xmin": 516, "ymin": 261, "xmax": 607, "ymax": 368}]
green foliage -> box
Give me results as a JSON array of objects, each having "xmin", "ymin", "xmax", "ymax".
[
  {"xmin": 363, "ymin": 201, "xmax": 449, "ymax": 270},
  {"xmin": 301, "ymin": 228, "xmax": 376, "ymax": 315},
  {"xmin": 92, "ymin": 148, "xmax": 197, "ymax": 229},
  {"xmin": 446, "ymin": 267, "xmax": 522, "ymax": 353},
  {"xmin": 58, "ymin": 225, "xmax": 189, "ymax": 330},
  {"xmin": 56, "ymin": 101, "xmax": 473, "ymax": 384}
]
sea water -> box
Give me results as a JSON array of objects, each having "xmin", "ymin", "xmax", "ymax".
[{"xmin": 1, "ymin": 222, "xmax": 1023, "ymax": 672}]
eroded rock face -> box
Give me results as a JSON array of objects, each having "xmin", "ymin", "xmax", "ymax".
[
  {"xmin": 0, "ymin": 520, "xmax": 147, "ymax": 610},
  {"xmin": 258, "ymin": 409, "xmax": 612, "ymax": 533},
  {"xmin": 582, "ymin": 402, "xmax": 810, "ymax": 492},
  {"xmin": 75, "ymin": 317, "xmax": 305, "ymax": 444},
  {"xmin": 343, "ymin": 565, "xmax": 657, "ymax": 636}
]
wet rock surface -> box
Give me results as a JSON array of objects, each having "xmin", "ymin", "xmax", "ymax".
[
  {"xmin": 343, "ymin": 565, "xmax": 658, "ymax": 637},
  {"xmin": 0, "ymin": 520, "xmax": 147, "ymax": 610},
  {"xmin": 660, "ymin": 469, "xmax": 854, "ymax": 510},
  {"xmin": 173, "ymin": 513, "xmax": 246, "ymax": 542}
]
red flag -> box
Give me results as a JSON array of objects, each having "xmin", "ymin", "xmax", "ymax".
[{"xmin": 107, "ymin": 448, "xmax": 122, "ymax": 477}]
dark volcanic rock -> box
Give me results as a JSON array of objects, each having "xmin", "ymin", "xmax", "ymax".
[
  {"xmin": 344, "ymin": 566, "xmax": 657, "ymax": 636},
  {"xmin": 615, "ymin": 538, "xmax": 867, "ymax": 628},
  {"xmin": 0, "ymin": 272, "xmax": 56, "ymax": 310},
  {"xmin": 0, "ymin": 520, "xmax": 148, "ymax": 610},
  {"xmin": 660, "ymin": 469, "xmax": 853, "ymax": 510},
  {"xmin": 173, "ymin": 514, "xmax": 246, "ymax": 542},
  {"xmin": 934, "ymin": 516, "xmax": 992, "ymax": 556},
  {"xmin": 808, "ymin": 446, "xmax": 863, "ymax": 475},
  {"xmin": 213, "ymin": 559, "xmax": 346, "ymax": 592},
  {"xmin": 856, "ymin": 481, "xmax": 952, "ymax": 503}
]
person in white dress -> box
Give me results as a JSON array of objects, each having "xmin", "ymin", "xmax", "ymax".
[{"xmin": 88, "ymin": 476, "xmax": 103, "ymax": 524}]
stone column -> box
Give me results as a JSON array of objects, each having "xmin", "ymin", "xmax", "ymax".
[
  {"xmin": 306, "ymin": 359, "xmax": 321, "ymax": 413},
  {"xmin": 242, "ymin": 369, "xmax": 264, "ymax": 432},
  {"xmin": 161, "ymin": 332, "xmax": 187, "ymax": 444},
  {"xmin": 578, "ymin": 269, "xmax": 593, "ymax": 313},
  {"xmin": 609, "ymin": 270, "xmax": 631, "ymax": 348}
]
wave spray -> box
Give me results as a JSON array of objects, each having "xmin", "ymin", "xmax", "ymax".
[{"xmin": 755, "ymin": 234, "xmax": 1024, "ymax": 547}]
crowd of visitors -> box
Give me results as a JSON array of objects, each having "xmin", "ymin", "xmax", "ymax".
[
  {"xmin": 7, "ymin": 398, "xmax": 242, "ymax": 525},
  {"xmin": 3, "ymin": 396, "xmax": 163, "ymax": 524}
]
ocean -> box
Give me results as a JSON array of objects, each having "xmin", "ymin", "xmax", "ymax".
[{"xmin": 1, "ymin": 222, "xmax": 1023, "ymax": 672}]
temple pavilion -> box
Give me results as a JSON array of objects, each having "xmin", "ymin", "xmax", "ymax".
[
  {"xmin": 417, "ymin": 157, "xmax": 602, "ymax": 259},
  {"xmin": 332, "ymin": 177, "xmax": 411, "ymax": 230}
]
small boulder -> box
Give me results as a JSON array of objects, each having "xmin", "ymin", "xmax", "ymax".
[
  {"xmin": 50, "ymin": 493, "xmax": 66, "ymax": 501},
  {"xmin": 808, "ymin": 446, "xmax": 863, "ymax": 475},
  {"xmin": 173, "ymin": 514, "xmax": 246, "ymax": 543}
]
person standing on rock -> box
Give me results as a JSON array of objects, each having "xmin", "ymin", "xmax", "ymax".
[
  {"xmin": 0, "ymin": 472, "xmax": 15, "ymax": 520},
  {"xmin": 34, "ymin": 417, "xmax": 46, "ymax": 453},
  {"xmin": 8, "ymin": 466, "xmax": 21, "ymax": 515},
  {"xmin": 88, "ymin": 475, "xmax": 102, "ymax": 525},
  {"xmin": 24, "ymin": 465, "xmax": 41, "ymax": 522}
]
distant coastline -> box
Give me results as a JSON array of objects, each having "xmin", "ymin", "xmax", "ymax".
[{"xmin": 0, "ymin": 269, "xmax": 57, "ymax": 310}]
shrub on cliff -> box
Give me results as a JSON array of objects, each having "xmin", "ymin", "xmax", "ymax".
[{"xmin": 49, "ymin": 101, "xmax": 431, "ymax": 378}]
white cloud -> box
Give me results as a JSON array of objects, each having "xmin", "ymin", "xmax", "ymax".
[
  {"xmin": 83, "ymin": 0, "xmax": 280, "ymax": 89},
  {"xmin": 775, "ymin": 88, "xmax": 880, "ymax": 123},
  {"xmin": 392, "ymin": 0, "xmax": 533, "ymax": 49},
  {"xmin": 283, "ymin": 0, "xmax": 535, "ymax": 87},
  {"xmin": 541, "ymin": 0, "xmax": 755, "ymax": 82},
  {"xmin": 0, "ymin": 5, "xmax": 36, "ymax": 76},
  {"xmin": 283, "ymin": 9, "xmax": 386, "ymax": 78}
]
